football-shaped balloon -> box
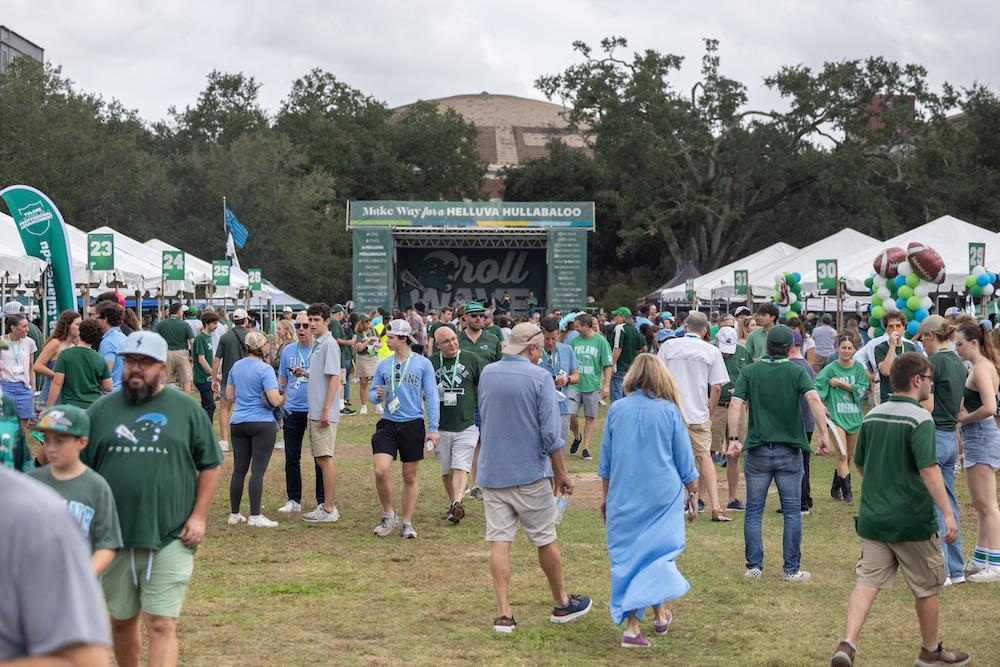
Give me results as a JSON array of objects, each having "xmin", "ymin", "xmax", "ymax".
[
  {"xmin": 906, "ymin": 242, "xmax": 946, "ymax": 284},
  {"xmin": 873, "ymin": 247, "xmax": 907, "ymax": 278}
]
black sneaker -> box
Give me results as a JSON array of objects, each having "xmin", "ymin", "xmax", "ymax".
[
  {"xmin": 697, "ymin": 499, "xmax": 705, "ymax": 513},
  {"xmin": 340, "ymin": 407, "xmax": 356, "ymax": 416},
  {"xmin": 581, "ymin": 448, "xmax": 593, "ymax": 461},
  {"xmin": 569, "ymin": 435, "xmax": 582, "ymax": 455}
]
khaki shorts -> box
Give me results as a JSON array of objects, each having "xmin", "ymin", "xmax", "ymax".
[
  {"xmin": 711, "ymin": 404, "xmax": 748, "ymax": 452},
  {"xmin": 856, "ymin": 536, "xmax": 945, "ymax": 598},
  {"xmin": 484, "ymin": 478, "xmax": 557, "ymax": 547},
  {"xmin": 688, "ymin": 421, "xmax": 712, "ymax": 457},
  {"xmin": 308, "ymin": 420, "xmax": 337, "ymax": 457},
  {"xmin": 437, "ymin": 425, "xmax": 479, "ymax": 474},
  {"xmin": 166, "ymin": 349, "xmax": 192, "ymax": 384},
  {"xmin": 102, "ymin": 539, "xmax": 195, "ymax": 619}
]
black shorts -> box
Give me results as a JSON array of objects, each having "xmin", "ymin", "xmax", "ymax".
[{"xmin": 371, "ymin": 418, "xmax": 425, "ymax": 463}]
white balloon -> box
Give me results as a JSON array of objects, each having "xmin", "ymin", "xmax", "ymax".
[
  {"xmin": 897, "ymin": 262, "xmax": 912, "ymax": 276},
  {"xmin": 775, "ymin": 274, "xmax": 785, "ymax": 285},
  {"xmin": 872, "ymin": 275, "xmax": 884, "ymax": 288},
  {"xmin": 779, "ymin": 305, "xmax": 791, "ymax": 314},
  {"xmin": 877, "ymin": 287, "xmax": 892, "ymax": 301},
  {"xmin": 974, "ymin": 265, "xmax": 987, "ymax": 276},
  {"xmin": 984, "ymin": 284, "xmax": 995, "ymax": 297},
  {"xmin": 788, "ymin": 292, "xmax": 798, "ymax": 304},
  {"xmin": 884, "ymin": 300, "xmax": 898, "ymax": 312},
  {"xmin": 921, "ymin": 296, "xmax": 934, "ymax": 310},
  {"xmin": 914, "ymin": 284, "xmax": 930, "ymax": 297}
]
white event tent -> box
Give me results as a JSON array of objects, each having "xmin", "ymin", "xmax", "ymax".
[
  {"xmin": 748, "ymin": 228, "xmax": 882, "ymax": 295},
  {"xmin": 660, "ymin": 242, "xmax": 799, "ymax": 301},
  {"xmin": 91, "ymin": 226, "xmax": 198, "ymax": 296}
]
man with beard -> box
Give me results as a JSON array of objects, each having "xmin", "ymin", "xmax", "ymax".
[
  {"xmin": 83, "ymin": 331, "xmax": 222, "ymax": 667},
  {"xmin": 458, "ymin": 302, "xmax": 502, "ymax": 364}
]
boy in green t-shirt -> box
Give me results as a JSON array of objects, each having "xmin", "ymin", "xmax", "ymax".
[
  {"xmin": 192, "ymin": 311, "xmax": 221, "ymax": 422},
  {"xmin": 568, "ymin": 313, "xmax": 613, "ymax": 461},
  {"xmin": 28, "ymin": 405, "xmax": 123, "ymax": 575}
]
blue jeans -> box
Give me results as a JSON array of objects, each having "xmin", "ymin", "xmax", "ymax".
[
  {"xmin": 609, "ymin": 370, "xmax": 626, "ymax": 403},
  {"xmin": 934, "ymin": 429, "xmax": 964, "ymax": 578},
  {"xmin": 744, "ymin": 443, "xmax": 804, "ymax": 574},
  {"xmin": 282, "ymin": 410, "xmax": 324, "ymax": 506},
  {"xmin": 343, "ymin": 359, "xmax": 353, "ymax": 402}
]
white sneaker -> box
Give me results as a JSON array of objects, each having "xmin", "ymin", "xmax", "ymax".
[
  {"xmin": 274, "ymin": 440, "xmax": 285, "ymax": 450},
  {"xmin": 373, "ymin": 513, "xmax": 400, "ymax": 537},
  {"xmin": 783, "ymin": 570, "xmax": 811, "ymax": 583},
  {"xmin": 227, "ymin": 513, "xmax": 247, "ymax": 525},
  {"xmin": 247, "ymin": 514, "xmax": 278, "ymax": 528},
  {"xmin": 964, "ymin": 558, "xmax": 987, "ymax": 577},
  {"xmin": 744, "ymin": 567, "xmax": 763, "ymax": 580},
  {"xmin": 968, "ymin": 564, "xmax": 1000, "ymax": 583},
  {"xmin": 302, "ymin": 504, "xmax": 340, "ymax": 522},
  {"xmin": 360, "ymin": 405, "xmax": 368, "ymax": 415},
  {"xmin": 277, "ymin": 500, "xmax": 301, "ymax": 513},
  {"xmin": 219, "ymin": 440, "xmax": 229, "ymax": 452}
]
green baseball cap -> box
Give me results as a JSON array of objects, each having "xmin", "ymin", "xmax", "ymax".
[
  {"xmin": 37, "ymin": 405, "xmax": 90, "ymax": 438},
  {"xmin": 766, "ymin": 324, "xmax": 795, "ymax": 348},
  {"xmin": 612, "ymin": 307, "xmax": 632, "ymax": 317},
  {"xmin": 332, "ymin": 304, "xmax": 344, "ymax": 314},
  {"xmin": 464, "ymin": 301, "xmax": 485, "ymax": 314},
  {"xmin": 187, "ymin": 305, "xmax": 198, "ymax": 315}
]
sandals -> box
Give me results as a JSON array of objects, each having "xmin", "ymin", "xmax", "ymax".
[{"xmin": 711, "ymin": 511, "xmax": 732, "ymax": 522}]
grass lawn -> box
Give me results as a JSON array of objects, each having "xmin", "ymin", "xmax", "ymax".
[{"xmin": 174, "ymin": 402, "xmax": 998, "ymax": 666}]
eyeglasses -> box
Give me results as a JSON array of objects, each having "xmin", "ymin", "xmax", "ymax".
[
  {"xmin": 920, "ymin": 374, "xmax": 935, "ymax": 381},
  {"xmin": 294, "ymin": 323, "xmax": 310, "ymax": 329},
  {"xmin": 124, "ymin": 356, "xmax": 159, "ymax": 369}
]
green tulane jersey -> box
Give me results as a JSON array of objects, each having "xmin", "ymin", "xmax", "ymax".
[
  {"xmin": 83, "ymin": 387, "xmax": 222, "ymax": 550},
  {"xmin": 431, "ymin": 350, "xmax": 484, "ymax": 432},
  {"xmin": 570, "ymin": 333, "xmax": 613, "ymax": 394},
  {"xmin": 814, "ymin": 360, "xmax": 869, "ymax": 435},
  {"xmin": 27, "ymin": 466, "xmax": 123, "ymax": 553}
]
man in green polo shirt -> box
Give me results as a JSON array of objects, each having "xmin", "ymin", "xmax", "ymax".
[
  {"xmin": 874, "ymin": 311, "xmax": 917, "ymax": 403},
  {"xmin": 830, "ymin": 352, "xmax": 967, "ymax": 667},
  {"xmin": 744, "ymin": 303, "xmax": 778, "ymax": 362},
  {"xmin": 727, "ymin": 325, "xmax": 828, "ymax": 583},
  {"xmin": 154, "ymin": 303, "xmax": 194, "ymax": 393},
  {"xmin": 609, "ymin": 306, "xmax": 642, "ymax": 404},
  {"xmin": 457, "ymin": 301, "xmax": 502, "ymax": 364}
]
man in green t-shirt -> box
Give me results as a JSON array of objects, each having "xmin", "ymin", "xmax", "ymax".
[
  {"xmin": 153, "ymin": 302, "xmax": 194, "ymax": 393},
  {"xmin": 28, "ymin": 404, "xmax": 123, "ymax": 575},
  {"xmin": 213, "ymin": 308, "xmax": 249, "ymax": 451},
  {"xmin": 83, "ymin": 331, "xmax": 222, "ymax": 667},
  {"xmin": 192, "ymin": 311, "xmax": 220, "ymax": 423},
  {"xmin": 484, "ymin": 309, "xmax": 504, "ymax": 343},
  {"xmin": 727, "ymin": 325, "xmax": 828, "ymax": 582},
  {"xmin": 830, "ymin": 352, "xmax": 967, "ymax": 667},
  {"xmin": 426, "ymin": 307, "xmax": 456, "ymax": 356},
  {"xmin": 609, "ymin": 306, "xmax": 643, "ymax": 404},
  {"xmin": 49, "ymin": 318, "xmax": 113, "ymax": 409},
  {"xmin": 457, "ymin": 301, "xmax": 502, "ymax": 364},
  {"xmin": 744, "ymin": 303, "xmax": 778, "ymax": 362},
  {"xmin": 874, "ymin": 312, "xmax": 917, "ymax": 403},
  {"xmin": 568, "ymin": 313, "xmax": 613, "ymax": 461},
  {"xmin": 713, "ymin": 325, "xmax": 751, "ymax": 511},
  {"xmin": 431, "ymin": 325, "xmax": 484, "ymax": 524}
]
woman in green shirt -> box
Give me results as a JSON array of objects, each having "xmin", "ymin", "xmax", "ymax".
[{"xmin": 815, "ymin": 335, "xmax": 869, "ymax": 503}]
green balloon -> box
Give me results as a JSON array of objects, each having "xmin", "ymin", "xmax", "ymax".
[
  {"xmin": 865, "ymin": 277, "xmax": 874, "ymax": 289},
  {"xmin": 870, "ymin": 305, "xmax": 885, "ymax": 320},
  {"xmin": 871, "ymin": 295, "xmax": 883, "ymax": 307},
  {"xmin": 906, "ymin": 272, "xmax": 920, "ymax": 288},
  {"xmin": 897, "ymin": 285, "xmax": 914, "ymax": 299},
  {"xmin": 971, "ymin": 284, "xmax": 984, "ymax": 298},
  {"xmin": 787, "ymin": 274, "xmax": 799, "ymax": 286},
  {"xmin": 966, "ymin": 275, "xmax": 978, "ymax": 288},
  {"xmin": 869, "ymin": 316, "xmax": 881, "ymax": 329},
  {"xmin": 906, "ymin": 295, "xmax": 922, "ymax": 312},
  {"xmin": 871, "ymin": 326, "xmax": 885, "ymax": 338},
  {"xmin": 790, "ymin": 301, "xmax": 803, "ymax": 313},
  {"xmin": 901, "ymin": 308, "xmax": 915, "ymax": 321}
]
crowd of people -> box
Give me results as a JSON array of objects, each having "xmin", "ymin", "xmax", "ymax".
[{"xmin": 2, "ymin": 292, "xmax": 998, "ymax": 666}]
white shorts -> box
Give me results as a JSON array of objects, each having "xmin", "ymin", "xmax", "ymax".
[{"xmin": 437, "ymin": 425, "xmax": 479, "ymax": 474}]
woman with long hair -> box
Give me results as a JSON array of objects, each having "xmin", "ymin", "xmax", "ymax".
[
  {"xmin": 274, "ymin": 319, "xmax": 295, "ymax": 367},
  {"xmin": 955, "ymin": 321, "xmax": 1000, "ymax": 582},
  {"xmin": 842, "ymin": 318, "xmax": 863, "ymax": 350},
  {"xmin": 814, "ymin": 335, "xmax": 868, "ymax": 503},
  {"xmin": 739, "ymin": 316, "xmax": 757, "ymax": 346},
  {"xmin": 32, "ymin": 309, "xmax": 81, "ymax": 408},
  {"xmin": 599, "ymin": 353, "xmax": 699, "ymax": 647},
  {"xmin": 786, "ymin": 317, "xmax": 816, "ymax": 367},
  {"xmin": 353, "ymin": 315, "xmax": 380, "ymax": 415},
  {"xmin": 227, "ymin": 331, "xmax": 285, "ymax": 528}
]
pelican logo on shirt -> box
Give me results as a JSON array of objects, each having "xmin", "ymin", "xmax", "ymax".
[{"xmin": 109, "ymin": 413, "xmax": 170, "ymax": 455}]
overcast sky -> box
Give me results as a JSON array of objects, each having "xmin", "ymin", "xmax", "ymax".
[{"xmin": 4, "ymin": 0, "xmax": 997, "ymax": 122}]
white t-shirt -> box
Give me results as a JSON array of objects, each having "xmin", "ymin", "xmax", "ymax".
[
  {"xmin": 802, "ymin": 336, "xmax": 816, "ymax": 357},
  {"xmin": 657, "ymin": 333, "xmax": 729, "ymax": 424},
  {"xmin": 0, "ymin": 335, "xmax": 37, "ymax": 387}
]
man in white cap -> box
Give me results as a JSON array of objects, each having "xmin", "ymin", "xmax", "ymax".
[
  {"xmin": 82, "ymin": 331, "xmax": 222, "ymax": 667},
  {"xmin": 369, "ymin": 318, "xmax": 440, "ymax": 538},
  {"xmin": 477, "ymin": 321, "xmax": 591, "ymax": 633},
  {"xmin": 213, "ymin": 308, "xmax": 250, "ymax": 452},
  {"xmin": 281, "ymin": 306, "xmax": 294, "ymax": 321}
]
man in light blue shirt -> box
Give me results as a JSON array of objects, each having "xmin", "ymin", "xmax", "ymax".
[
  {"xmin": 369, "ymin": 319, "xmax": 440, "ymax": 539},
  {"xmin": 96, "ymin": 301, "xmax": 128, "ymax": 391},
  {"xmin": 538, "ymin": 316, "xmax": 579, "ymax": 451},
  {"xmin": 477, "ymin": 322, "xmax": 592, "ymax": 634}
]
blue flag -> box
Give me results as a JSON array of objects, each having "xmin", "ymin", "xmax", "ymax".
[{"xmin": 224, "ymin": 204, "xmax": 249, "ymax": 249}]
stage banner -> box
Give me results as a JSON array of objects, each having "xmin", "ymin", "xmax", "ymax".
[
  {"xmin": 397, "ymin": 247, "xmax": 546, "ymax": 311},
  {"xmin": 352, "ymin": 227, "xmax": 393, "ymax": 313},
  {"xmin": 349, "ymin": 201, "xmax": 595, "ymax": 229},
  {"xmin": 547, "ymin": 229, "xmax": 588, "ymax": 311},
  {"xmin": 0, "ymin": 185, "xmax": 77, "ymax": 334}
]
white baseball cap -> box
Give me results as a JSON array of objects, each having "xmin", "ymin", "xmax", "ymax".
[
  {"xmin": 386, "ymin": 318, "xmax": 416, "ymax": 343},
  {"xmin": 232, "ymin": 308, "xmax": 249, "ymax": 321},
  {"xmin": 282, "ymin": 306, "xmax": 293, "ymax": 313},
  {"xmin": 3, "ymin": 301, "xmax": 26, "ymax": 315},
  {"xmin": 716, "ymin": 326, "xmax": 738, "ymax": 354},
  {"xmin": 118, "ymin": 331, "xmax": 168, "ymax": 363}
]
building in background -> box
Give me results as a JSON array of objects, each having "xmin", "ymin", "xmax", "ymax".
[{"xmin": 0, "ymin": 26, "xmax": 43, "ymax": 73}]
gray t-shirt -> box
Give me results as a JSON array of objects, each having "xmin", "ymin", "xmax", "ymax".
[
  {"xmin": 812, "ymin": 324, "xmax": 837, "ymax": 357},
  {"xmin": 307, "ymin": 332, "xmax": 341, "ymax": 422},
  {"xmin": 0, "ymin": 468, "xmax": 110, "ymax": 660}
]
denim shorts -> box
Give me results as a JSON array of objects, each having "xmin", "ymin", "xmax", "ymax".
[
  {"xmin": 0, "ymin": 381, "xmax": 34, "ymax": 419},
  {"xmin": 960, "ymin": 418, "xmax": 1000, "ymax": 469}
]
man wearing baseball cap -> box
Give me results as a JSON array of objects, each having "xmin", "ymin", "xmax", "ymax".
[
  {"xmin": 610, "ymin": 307, "xmax": 643, "ymax": 405},
  {"xmin": 458, "ymin": 301, "xmax": 502, "ymax": 364},
  {"xmin": 369, "ymin": 319, "xmax": 440, "ymax": 538},
  {"xmin": 82, "ymin": 331, "xmax": 222, "ymax": 667},
  {"xmin": 213, "ymin": 308, "xmax": 250, "ymax": 452},
  {"xmin": 477, "ymin": 322, "xmax": 591, "ymax": 633}
]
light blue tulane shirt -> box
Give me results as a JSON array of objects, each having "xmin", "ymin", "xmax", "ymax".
[
  {"xmin": 478, "ymin": 355, "xmax": 563, "ymax": 488},
  {"xmin": 99, "ymin": 327, "xmax": 127, "ymax": 391},
  {"xmin": 537, "ymin": 343, "xmax": 578, "ymax": 416},
  {"xmin": 228, "ymin": 357, "xmax": 279, "ymax": 424},
  {"xmin": 369, "ymin": 352, "xmax": 440, "ymax": 432},
  {"xmin": 278, "ymin": 342, "xmax": 312, "ymax": 413}
]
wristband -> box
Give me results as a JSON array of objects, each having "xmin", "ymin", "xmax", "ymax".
[{"xmin": 728, "ymin": 436, "xmax": 740, "ymax": 442}]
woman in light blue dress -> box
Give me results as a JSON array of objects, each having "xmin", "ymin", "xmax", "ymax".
[{"xmin": 599, "ymin": 353, "xmax": 699, "ymax": 648}]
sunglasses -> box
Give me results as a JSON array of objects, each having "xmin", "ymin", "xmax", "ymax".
[
  {"xmin": 294, "ymin": 323, "xmax": 310, "ymax": 329},
  {"xmin": 466, "ymin": 313, "xmax": 485, "ymax": 318}
]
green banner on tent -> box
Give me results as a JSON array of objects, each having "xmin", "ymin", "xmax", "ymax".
[
  {"xmin": 162, "ymin": 250, "xmax": 184, "ymax": 281},
  {"xmin": 248, "ymin": 268, "xmax": 262, "ymax": 292},
  {"xmin": 87, "ymin": 233, "xmax": 114, "ymax": 271},
  {"xmin": 547, "ymin": 229, "xmax": 588, "ymax": 310},
  {"xmin": 0, "ymin": 185, "xmax": 77, "ymax": 334},
  {"xmin": 816, "ymin": 259, "xmax": 838, "ymax": 293},
  {"xmin": 970, "ymin": 242, "xmax": 986, "ymax": 273},
  {"xmin": 685, "ymin": 278, "xmax": 695, "ymax": 302},
  {"xmin": 734, "ymin": 270, "xmax": 748, "ymax": 296},
  {"xmin": 212, "ymin": 261, "xmax": 230, "ymax": 287}
]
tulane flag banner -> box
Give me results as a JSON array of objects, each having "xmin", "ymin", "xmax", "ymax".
[
  {"xmin": 0, "ymin": 185, "xmax": 77, "ymax": 334},
  {"xmin": 224, "ymin": 203, "xmax": 249, "ymax": 248}
]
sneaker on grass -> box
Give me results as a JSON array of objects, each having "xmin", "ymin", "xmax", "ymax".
[
  {"xmin": 581, "ymin": 448, "xmax": 593, "ymax": 461},
  {"xmin": 274, "ymin": 440, "xmax": 285, "ymax": 450},
  {"xmin": 744, "ymin": 567, "xmax": 762, "ymax": 580},
  {"xmin": 830, "ymin": 641, "xmax": 856, "ymax": 667},
  {"xmin": 725, "ymin": 499, "xmax": 746, "ymax": 512},
  {"xmin": 219, "ymin": 440, "xmax": 229, "ymax": 452},
  {"xmin": 277, "ymin": 500, "xmax": 301, "ymax": 513},
  {"xmin": 652, "ymin": 609, "xmax": 673, "ymax": 636},
  {"xmin": 227, "ymin": 513, "xmax": 247, "ymax": 525},
  {"xmin": 447, "ymin": 501, "xmax": 466, "ymax": 524},
  {"xmin": 373, "ymin": 512, "xmax": 400, "ymax": 537},
  {"xmin": 302, "ymin": 505, "xmax": 340, "ymax": 522},
  {"xmin": 621, "ymin": 631, "xmax": 650, "ymax": 648},
  {"xmin": 247, "ymin": 514, "xmax": 278, "ymax": 528},
  {"xmin": 550, "ymin": 594, "xmax": 592, "ymax": 624},
  {"xmin": 914, "ymin": 643, "xmax": 971, "ymax": 666},
  {"xmin": 360, "ymin": 405, "xmax": 368, "ymax": 415},
  {"xmin": 399, "ymin": 522, "xmax": 417, "ymax": 539},
  {"xmin": 783, "ymin": 570, "xmax": 811, "ymax": 583},
  {"xmin": 569, "ymin": 435, "xmax": 582, "ymax": 455},
  {"xmin": 968, "ymin": 565, "xmax": 1000, "ymax": 583},
  {"xmin": 493, "ymin": 616, "xmax": 517, "ymax": 634},
  {"xmin": 469, "ymin": 486, "xmax": 484, "ymax": 501}
]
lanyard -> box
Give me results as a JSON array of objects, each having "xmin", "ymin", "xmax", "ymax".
[
  {"xmin": 438, "ymin": 351, "xmax": 461, "ymax": 387},
  {"xmin": 296, "ymin": 343, "xmax": 315, "ymax": 368},
  {"xmin": 391, "ymin": 353, "xmax": 413, "ymax": 396},
  {"xmin": 762, "ymin": 356, "xmax": 789, "ymax": 364},
  {"xmin": 543, "ymin": 346, "xmax": 559, "ymax": 373}
]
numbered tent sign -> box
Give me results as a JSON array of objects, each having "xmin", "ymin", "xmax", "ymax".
[
  {"xmin": 212, "ymin": 260, "xmax": 231, "ymax": 287},
  {"xmin": 685, "ymin": 278, "xmax": 695, "ymax": 302},
  {"xmin": 970, "ymin": 242, "xmax": 986, "ymax": 273},
  {"xmin": 734, "ymin": 270, "xmax": 748, "ymax": 296},
  {"xmin": 816, "ymin": 259, "xmax": 838, "ymax": 293},
  {"xmin": 248, "ymin": 268, "xmax": 262, "ymax": 292},
  {"xmin": 87, "ymin": 233, "xmax": 114, "ymax": 270},
  {"xmin": 162, "ymin": 250, "xmax": 185, "ymax": 281}
]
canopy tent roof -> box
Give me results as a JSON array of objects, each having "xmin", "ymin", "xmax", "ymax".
[
  {"xmin": 748, "ymin": 228, "xmax": 882, "ymax": 296},
  {"xmin": 659, "ymin": 242, "xmax": 799, "ymax": 301},
  {"xmin": 837, "ymin": 216, "xmax": 1000, "ymax": 292},
  {"xmin": 0, "ymin": 246, "xmax": 47, "ymax": 283},
  {"xmin": 91, "ymin": 226, "xmax": 199, "ymax": 296}
]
